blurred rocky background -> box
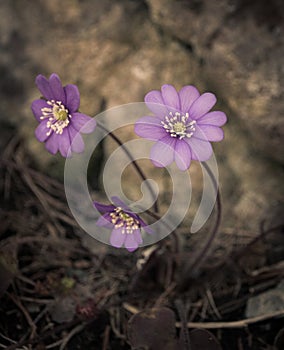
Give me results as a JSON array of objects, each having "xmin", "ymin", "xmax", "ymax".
[{"xmin": 0, "ymin": 0, "xmax": 283, "ymax": 233}]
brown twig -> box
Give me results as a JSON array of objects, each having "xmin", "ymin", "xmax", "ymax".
[
  {"xmin": 8, "ymin": 293, "xmax": 37, "ymax": 339},
  {"xmin": 5, "ymin": 318, "xmax": 81, "ymax": 350},
  {"xmin": 177, "ymin": 309, "xmax": 284, "ymax": 329},
  {"xmin": 102, "ymin": 325, "xmax": 111, "ymax": 350},
  {"xmin": 122, "ymin": 303, "xmax": 284, "ymax": 329},
  {"xmin": 59, "ymin": 324, "xmax": 86, "ymax": 350}
]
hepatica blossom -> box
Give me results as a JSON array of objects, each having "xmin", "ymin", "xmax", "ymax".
[
  {"xmin": 31, "ymin": 73, "xmax": 96, "ymax": 157},
  {"xmin": 135, "ymin": 84, "xmax": 227, "ymax": 170},
  {"xmin": 94, "ymin": 197, "xmax": 152, "ymax": 252}
]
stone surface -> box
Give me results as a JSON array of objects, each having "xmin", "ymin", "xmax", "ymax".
[
  {"xmin": 246, "ymin": 279, "xmax": 284, "ymax": 317},
  {"xmin": 146, "ymin": 0, "xmax": 284, "ymax": 163},
  {"xmin": 0, "ymin": 0, "xmax": 283, "ymax": 235}
]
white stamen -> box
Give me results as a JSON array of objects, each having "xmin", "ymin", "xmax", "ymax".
[
  {"xmin": 41, "ymin": 100, "xmax": 71, "ymax": 136},
  {"xmin": 110, "ymin": 207, "xmax": 140, "ymax": 234},
  {"xmin": 161, "ymin": 112, "xmax": 196, "ymax": 139}
]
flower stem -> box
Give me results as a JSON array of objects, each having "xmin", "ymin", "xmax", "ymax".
[
  {"xmin": 145, "ymin": 209, "xmax": 180, "ymax": 254},
  {"xmin": 97, "ymin": 122, "xmax": 159, "ymax": 213},
  {"xmin": 181, "ymin": 161, "xmax": 222, "ymax": 282}
]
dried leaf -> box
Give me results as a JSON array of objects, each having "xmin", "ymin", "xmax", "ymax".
[
  {"xmin": 189, "ymin": 329, "xmax": 222, "ymax": 350},
  {"xmin": 128, "ymin": 307, "xmax": 180, "ymax": 350}
]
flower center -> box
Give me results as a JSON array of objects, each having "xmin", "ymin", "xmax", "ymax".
[
  {"xmin": 161, "ymin": 112, "xmax": 196, "ymax": 140},
  {"xmin": 41, "ymin": 100, "xmax": 71, "ymax": 136},
  {"xmin": 110, "ymin": 207, "xmax": 140, "ymax": 234}
]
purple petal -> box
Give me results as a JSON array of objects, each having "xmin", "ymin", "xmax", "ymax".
[
  {"xmin": 45, "ymin": 132, "xmax": 60, "ymax": 155},
  {"xmin": 31, "ymin": 99, "xmax": 49, "ymax": 122},
  {"xmin": 133, "ymin": 230, "xmax": 143, "ymax": 244},
  {"xmin": 111, "ymin": 196, "xmax": 130, "ymax": 211},
  {"xmin": 197, "ymin": 125, "xmax": 224, "ymax": 142},
  {"xmin": 96, "ymin": 214, "xmax": 113, "ymax": 228},
  {"xmin": 186, "ymin": 137, "xmax": 213, "ymax": 161},
  {"xmin": 94, "ymin": 201, "xmax": 115, "ymax": 214},
  {"xmin": 71, "ymin": 113, "xmax": 96, "ymax": 134},
  {"xmin": 134, "ymin": 116, "xmax": 165, "ymax": 141},
  {"xmin": 161, "ymin": 84, "xmax": 180, "ymax": 111},
  {"xmin": 189, "ymin": 93, "xmax": 217, "ymax": 119},
  {"xmin": 191, "ymin": 125, "xmax": 224, "ymax": 142},
  {"xmin": 35, "ymin": 121, "xmax": 50, "ymax": 142},
  {"xmin": 145, "ymin": 90, "xmax": 168, "ymax": 118},
  {"xmin": 110, "ymin": 228, "xmax": 126, "ymax": 248},
  {"xmin": 64, "ymin": 84, "xmax": 80, "ymax": 112},
  {"xmin": 68, "ymin": 124, "xmax": 85, "ymax": 153},
  {"xmin": 178, "ymin": 85, "xmax": 200, "ymax": 113},
  {"xmin": 174, "ymin": 140, "xmax": 192, "ymax": 171},
  {"xmin": 125, "ymin": 233, "xmax": 139, "ymax": 251},
  {"xmin": 35, "ymin": 74, "xmax": 53, "ymax": 100},
  {"xmin": 150, "ymin": 136, "xmax": 176, "ymax": 168},
  {"xmin": 197, "ymin": 111, "xmax": 227, "ymax": 126},
  {"xmin": 129, "ymin": 212, "xmax": 142, "ymax": 223},
  {"xmin": 58, "ymin": 129, "xmax": 71, "ymax": 158},
  {"xmin": 140, "ymin": 221, "xmax": 154, "ymax": 234},
  {"xmin": 190, "ymin": 125, "xmax": 207, "ymax": 140},
  {"xmin": 49, "ymin": 73, "xmax": 65, "ymax": 103}
]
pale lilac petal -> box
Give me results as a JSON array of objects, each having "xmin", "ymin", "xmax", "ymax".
[
  {"xmin": 31, "ymin": 99, "xmax": 48, "ymax": 122},
  {"xmin": 186, "ymin": 137, "xmax": 213, "ymax": 161},
  {"xmin": 125, "ymin": 233, "xmax": 139, "ymax": 251},
  {"xmin": 189, "ymin": 93, "xmax": 217, "ymax": 119},
  {"xmin": 197, "ymin": 125, "xmax": 224, "ymax": 142},
  {"xmin": 134, "ymin": 116, "xmax": 165, "ymax": 141},
  {"xmin": 190, "ymin": 125, "xmax": 207, "ymax": 140},
  {"xmin": 96, "ymin": 214, "xmax": 113, "ymax": 228},
  {"xmin": 45, "ymin": 132, "xmax": 60, "ymax": 155},
  {"xmin": 150, "ymin": 136, "xmax": 176, "ymax": 167},
  {"xmin": 71, "ymin": 113, "xmax": 96, "ymax": 134},
  {"xmin": 35, "ymin": 121, "xmax": 50, "ymax": 142},
  {"xmin": 68, "ymin": 125, "xmax": 84, "ymax": 153},
  {"xmin": 49, "ymin": 74, "xmax": 65, "ymax": 103},
  {"xmin": 174, "ymin": 140, "xmax": 192, "ymax": 171},
  {"xmin": 197, "ymin": 111, "xmax": 227, "ymax": 126},
  {"xmin": 178, "ymin": 85, "xmax": 200, "ymax": 113},
  {"xmin": 133, "ymin": 230, "xmax": 143, "ymax": 244},
  {"xmin": 140, "ymin": 221, "xmax": 154, "ymax": 234},
  {"xmin": 94, "ymin": 201, "xmax": 115, "ymax": 214},
  {"xmin": 58, "ymin": 129, "xmax": 71, "ymax": 158},
  {"xmin": 191, "ymin": 125, "xmax": 224, "ymax": 142},
  {"xmin": 64, "ymin": 84, "xmax": 80, "ymax": 112},
  {"xmin": 35, "ymin": 75, "xmax": 53, "ymax": 100},
  {"xmin": 110, "ymin": 228, "xmax": 126, "ymax": 248},
  {"xmin": 161, "ymin": 84, "xmax": 180, "ymax": 110},
  {"xmin": 145, "ymin": 90, "xmax": 168, "ymax": 117}
]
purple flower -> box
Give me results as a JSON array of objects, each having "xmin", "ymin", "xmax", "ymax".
[
  {"xmin": 134, "ymin": 84, "xmax": 227, "ymax": 170},
  {"xmin": 94, "ymin": 197, "xmax": 152, "ymax": 252},
  {"xmin": 31, "ymin": 73, "xmax": 96, "ymax": 157}
]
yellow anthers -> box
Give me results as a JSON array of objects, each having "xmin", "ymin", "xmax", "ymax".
[
  {"xmin": 41, "ymin": 100, "xmax": 71, "ymax": 136},
  {"xmin": 110, "ymin": 207, "xmax": 140, "ymax": 235}
]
